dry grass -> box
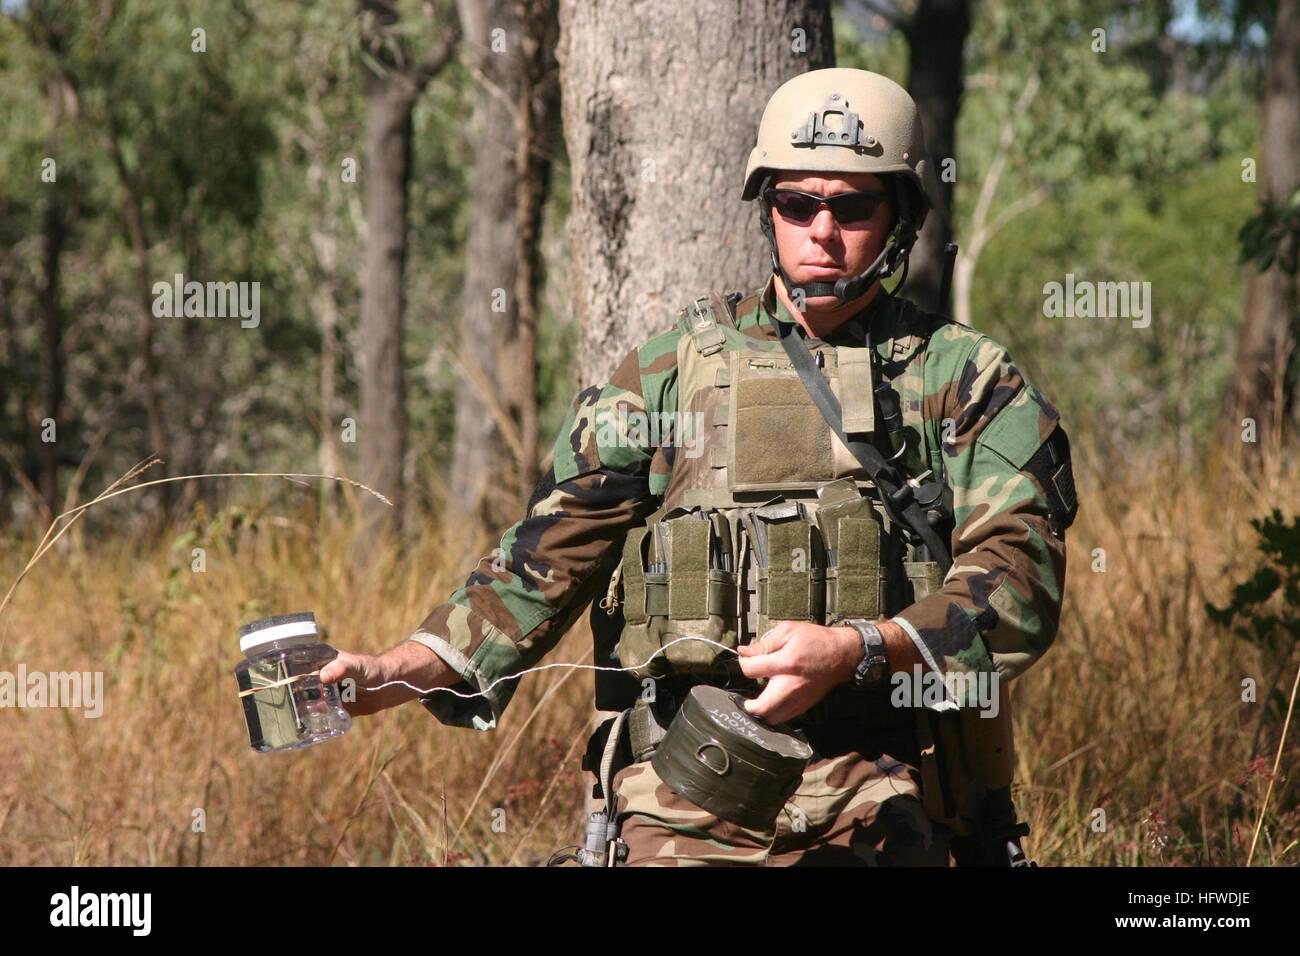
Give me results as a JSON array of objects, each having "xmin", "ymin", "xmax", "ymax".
[
  {"xmin": 1014, "ymin": 431, "xmax": 1300, "ymax": 866},
  {"xmin": 0, "ymin": 447, "xmax": 1296, "ymax": 866},
  {"xmin": 0, "ymin": 486, "xmax": 593, "ymax": 866}
]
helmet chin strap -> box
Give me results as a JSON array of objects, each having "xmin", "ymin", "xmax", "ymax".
[{"xmin": 759, "ymin": 178, "xmax": 918, "ymax": 305}]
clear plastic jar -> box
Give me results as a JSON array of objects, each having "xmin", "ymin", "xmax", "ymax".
[{"xmin": 234, "ymin": 612, "xmax": 351, "ymax": 753}]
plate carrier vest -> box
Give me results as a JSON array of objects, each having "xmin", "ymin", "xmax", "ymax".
[{"xmin": 606, "ymin": 290, "xmax": 945, "ymax": 682}]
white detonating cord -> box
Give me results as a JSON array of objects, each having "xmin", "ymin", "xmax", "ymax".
[{"xmin": 354, "ymin": 632, "xmax": 779, "ymax": 701}]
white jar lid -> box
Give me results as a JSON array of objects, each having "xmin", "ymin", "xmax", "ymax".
[{"xmin": 239, "ymin": 612, "xmax": 318, "ymax": 654}]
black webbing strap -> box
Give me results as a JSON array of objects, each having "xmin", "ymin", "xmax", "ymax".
[{"xmin": 765, "ymin": 311, "xmax": 952, "ymax": 572}]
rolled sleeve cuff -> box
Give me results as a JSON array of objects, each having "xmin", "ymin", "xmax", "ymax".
[
  {"xmin": 889, "ymin": 613, "xmax": 940, "ymax": 674},
  {"xmin": 890, "ymin": 598, "xmax": 998, "ymax": 711},
  {"xmin": 407, "ymin": 627, "xmax": 507, "ymax": 732}
]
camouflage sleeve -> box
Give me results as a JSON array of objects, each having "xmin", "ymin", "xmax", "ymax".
[
  {"xmin": 890, "ymin": 328, "xmax": 1077, "ymax": 691},
  {"xmin": 407, "ymin": 338, "xmax": 678, "ymax": 730}
]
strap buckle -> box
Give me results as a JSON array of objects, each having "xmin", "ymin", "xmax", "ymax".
[{"xmin": 687, "ymin": 296, "xmax": 726, "ymax": 356}]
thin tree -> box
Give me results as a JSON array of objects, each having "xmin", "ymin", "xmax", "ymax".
[
  {"xmin": 1222, "ymin": 0, "xmax": 1300, "ymax": 451},
  {"xmin": 357, "ymin": 0, "xmax": 460, "ymax": 538},
  {"xmin": 860, "ymin": 0, "xmax": 971, "ymax": 316},
  {"xmin": 449, "ymin": 0, "xmax": 560, "ymax": 537}
]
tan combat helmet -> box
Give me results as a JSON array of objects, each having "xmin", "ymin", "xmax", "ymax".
[{"xmin": 744, "ymin": 68, "xmax": 935, "ymax": 301}]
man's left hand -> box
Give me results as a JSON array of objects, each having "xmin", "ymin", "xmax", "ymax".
[{"xmin": 736, "ymin": 622, "xmax": 863, "ymax": 725}]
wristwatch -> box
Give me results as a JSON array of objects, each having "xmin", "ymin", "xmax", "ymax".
[{"xmin": 836, "ymin": 618, "xmax": 890, "ymax": 687}]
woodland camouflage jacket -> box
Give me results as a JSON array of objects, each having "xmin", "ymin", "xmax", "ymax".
[{"xmin": 411, "ymin": 277, "xmax": 1075, "ymax": 730}]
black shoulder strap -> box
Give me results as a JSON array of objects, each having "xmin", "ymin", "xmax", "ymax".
[{"xmin": 765, "ymin": 310, "xmax": 953, "ymax": 572}]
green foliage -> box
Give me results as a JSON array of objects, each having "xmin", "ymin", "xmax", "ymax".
[
  {"xmin": 0, "ymin": 0, "xmax": 1280, "ymax": 530},
  {"xmin": 833, "ymin": 3, "xmax": 908, "ymax": 79},
  {"xmin": 1207, "ymin": 509, "xmax": 1300, "ymax": 657},
  {"xmin": 974, "ymin": 151, "xmax": 1256, "ymax": 458},
  {"xmin": 966, "ymin": 0, "xmax": 1212, "ymax": 199},
  {"xmin": 956, "ymin": 1, "xmax": 1259, "ymax": 461},
  {"xmin": 0, "ymin": 0, "xmax": 481, "ymax": 523},
  {"xmin": 1238, "ymin": 189, "xmax": 1300, "ymax": 274}
]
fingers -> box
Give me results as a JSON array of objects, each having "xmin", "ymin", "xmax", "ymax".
[
  {"xmin": 737, "ymin": 623, "xmax": 846, "ymax": 724},
  {"xmin": 742, "ymin": 677, "xmax": 798, "ymax": 725},
  {"xmin": 736, "ymin": 624, "xmax": 792, "ymax": 658},
  {"xmin": 736, "ymin": 624, "xmax": 795, "ymax": 682},
  {"xmin": 318, "ymin": 658, "xmax": 345, "ymax": 685},
  {"xmin": 320, "ymin": 651, "xmax": 388, "ymax": 716},
  {"xmin": 319, "ymin": 650, "xmax": 364, "ymax": 686},
  {"xmin": 737, "ymin": 651, "xmax": 782, "ymax": 680},
  {"xmin": 741, "ymin": 682, "xmax": 776, "ymax": 720}
]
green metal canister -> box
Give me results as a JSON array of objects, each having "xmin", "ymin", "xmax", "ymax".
[{"xmin": 651, "ymin": 685, "xmax": 813, "ymax": 830}]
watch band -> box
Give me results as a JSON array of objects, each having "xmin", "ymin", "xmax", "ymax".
[{"xmin": 837, "ymin": 618, "xmax": 889, "ymax": 686}]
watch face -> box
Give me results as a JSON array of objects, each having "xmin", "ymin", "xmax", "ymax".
[{"xmin": 861, "ymin": 658, "xmax": 889, "ymax": 685}]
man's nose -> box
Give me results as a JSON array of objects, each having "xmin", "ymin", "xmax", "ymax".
[{"xmin": 809, "ymin": 206, "xmax": 838, "ymax": 239}]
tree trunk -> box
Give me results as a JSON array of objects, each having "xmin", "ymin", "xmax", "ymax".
[
  {"xmin": 511, "ymin": 0, "xmax": 560, "ymax": 504},
  {"xmin": 313, "ymin": 232, "xmax": 343, "ymax": 493},
  {"xmin": 300, "ymin": 79, "xmax": 350, "ymax": 518},
  {"xmin": 559, "ymin": 0, "xmax": 835, "ymax": 385},
  {"xmin": 28, "ymin": 14, "xmax": 171, "ymax": 519},
  {"xmin": 450, "ymin": 0, "xmax": 558, "ymax": 535},
  {"xmin": 39, "ymin": 74, "xmax": 68, "ymax": 516},
  {"xmin": 450, "ymin": 0, "xmax": 514, "ymax": 535},
  {"xmin": 904, "ymin": 0, "xmax": 969, "ymax": 317},
  {"xmin": 558, "ymin": 0, "xmax": 834, "ymax": 828},
  {"xmin": 1221, "ymin": 0, "xmax": 1300, "ymax": 450},
  {"xmin": 359, "ymin": 74, "xmax": 414, "ymax": 535},
  {"xmin": 109, "ymin": 126, "xmax": 171, "ymax": 517},
  {"xmin": 357, "ymin": 1, "xmax": 459, "ymax": 538}
]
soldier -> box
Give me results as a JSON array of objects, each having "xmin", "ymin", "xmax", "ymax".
[{"xmin": 321, "ymin": 68, "xmax": 1078, "ymax": 866}]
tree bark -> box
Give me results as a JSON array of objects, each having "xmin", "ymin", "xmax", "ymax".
[
  {"xmin": 559, "ymin": 0, "xmax": 835, "ymax": 385},
  {"xmin": 450, "ymin": 0, "xmax": 517, "ymax": 535},
  {"xmin": 558, "ymin": 0, "xmax": 834, "ymax": 827},
  {"xmin": 449, "ymin": 0, "xmax": 558, "ymax": 535},
  {"xmin": 951, "ymin": 73, "xmax": 1044, "ymax": 329},
  {"xmin": 297, "ymin": 78, "xmax": 353, "ymax": 518},
  {"xmin": 904, "ymin": 0, "xmax": 969, "ymax": 316},
  {"xmin": 1221, "ymin": 0, "xmax": 1300, "ymax": 450},
  {"xmin": 511, "ymin": 0, "xmax": 560, "ymax": 503},
  {"xmin": 357, "ymin": 0, "xmax": 459, "ymax": 538}
]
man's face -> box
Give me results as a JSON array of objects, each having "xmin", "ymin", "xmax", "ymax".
[{"xmin": 767, "ymin": 171, "xmax": 892, "ymax": 304}]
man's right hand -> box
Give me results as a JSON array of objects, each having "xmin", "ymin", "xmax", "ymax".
[{"xmin": 319, "ymin": 639, "xmax": 457, "ymax": 717}]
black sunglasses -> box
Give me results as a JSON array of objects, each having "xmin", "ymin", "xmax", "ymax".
[{"xmin": 763, "ymin": 188, "xmax": 889, "ymax": 225}]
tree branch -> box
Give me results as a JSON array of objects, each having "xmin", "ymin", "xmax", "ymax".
[
  {"xmin": 968, "ymin": 72, "xmax": 1040, "ymax": 250},
  {"xmin": 983, "ymin": 182, "xmax": 1051, "ymax": 242},
  {"xmin": 466, "ymin": 59, "xmax": 522, "ymax": 126},
  {"xmin": 414, "ymin": 6, "xmax": 461, "ymax": 87},
  {"xmin": 953, "ymin": 72, "xmax": 1042, "ymax": 327}
]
